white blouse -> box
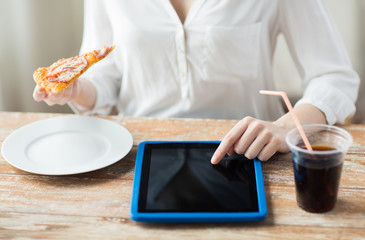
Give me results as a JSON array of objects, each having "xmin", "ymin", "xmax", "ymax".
[{"xmin": 76, "ymin": 0, "xmax": 359, "ymax": 124}]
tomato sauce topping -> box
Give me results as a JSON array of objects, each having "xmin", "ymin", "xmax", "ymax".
[{"xmin": 46, "ymin": 56, "xmax": 88, "ymax": 82}]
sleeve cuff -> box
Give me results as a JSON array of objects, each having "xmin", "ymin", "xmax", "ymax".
[
  {"xmin": 295, "ymin": 83, "xmax": 356, "ymax": 125},
  {"xmin": 68, "ymin": 80, "xmax": 113, "ymax": 116}
]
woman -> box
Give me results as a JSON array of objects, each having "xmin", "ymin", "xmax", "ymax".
[{"xmin": 34, "ymin": 0, "xmax": 359, "ymax": 164}]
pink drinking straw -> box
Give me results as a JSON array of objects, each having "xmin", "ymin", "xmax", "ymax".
[{"xmin": 260, "ymin": 90, "xmax": 313, "ymax": 151}]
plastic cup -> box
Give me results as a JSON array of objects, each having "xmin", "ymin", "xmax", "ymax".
[{"xmin": 285, "ymin": 124, "xmax": 353, "ymax": 213}]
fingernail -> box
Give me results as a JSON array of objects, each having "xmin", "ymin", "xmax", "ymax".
[{"xmin": 37, "ymin": 86, "xmax": 44, "ymax": 93}]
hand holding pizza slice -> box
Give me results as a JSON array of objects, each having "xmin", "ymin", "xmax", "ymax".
[{"xmin": 33, "ymin": 45, "xmax": 115, "ymax": 94}]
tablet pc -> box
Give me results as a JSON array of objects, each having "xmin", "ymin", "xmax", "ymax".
[{"xmin": 130, "ymin": 141, "xmax": 267, "ymax": 223}]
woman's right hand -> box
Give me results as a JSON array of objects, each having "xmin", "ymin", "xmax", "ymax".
[{"xmin": 33, "ymin": 80, "xmax": 81, "ymax": 106}]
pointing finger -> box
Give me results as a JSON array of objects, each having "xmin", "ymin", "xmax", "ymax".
[{"xmin": 211, "ymin": 118, "xmax": 250, "ymax": 164}]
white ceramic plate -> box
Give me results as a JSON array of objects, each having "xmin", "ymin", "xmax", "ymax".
[{"xmin": 1, "ymin": 116, "xmax": 133, "ymax": 175}]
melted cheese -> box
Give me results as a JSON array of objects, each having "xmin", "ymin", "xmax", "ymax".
[{"xmin": 46, "ymin": 56, "xmax": 88, "ymax": 82}]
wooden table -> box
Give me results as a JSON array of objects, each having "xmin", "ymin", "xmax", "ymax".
[{"xmin": 0, "ymin": 112, "xmax": 364, "ymax": 239}]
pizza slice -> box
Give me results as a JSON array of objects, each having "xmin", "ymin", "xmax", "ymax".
[{"xmin": 33, "ymin": 45, "xmax": 115, "ymax": 94}]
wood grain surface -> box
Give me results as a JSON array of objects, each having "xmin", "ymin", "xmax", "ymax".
[{"xmin": 0, "ymin": 112, "xmax": 364, "ymax": 239}]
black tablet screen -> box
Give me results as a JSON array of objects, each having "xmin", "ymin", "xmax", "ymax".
[{"xmin": 138, "ymin": 143, "xmax": 259, "ymax": 213}]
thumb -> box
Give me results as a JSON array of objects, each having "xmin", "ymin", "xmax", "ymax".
[{"xmin": 33, "ymin": 86, "xmax": 47, "ymax": 102}]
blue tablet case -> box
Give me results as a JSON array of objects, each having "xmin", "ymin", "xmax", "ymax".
[{"xmin": 130, "ymin": 141, "xmax": 267, "ymax": 223}]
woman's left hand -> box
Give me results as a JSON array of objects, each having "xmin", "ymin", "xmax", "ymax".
[
  {"xmin": 211, "ymin": 116, "xmax": 290, "ymax": 164},
  {"xmin": 211, "ymin": 104, "xmax": 328, "ymax": 164}
]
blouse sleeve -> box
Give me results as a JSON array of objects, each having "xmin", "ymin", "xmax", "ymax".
[
  {"xmin": 278, "ymin": 0, "xmax": 360, "ymax": 124},
  {"xmin": 69, "ymin": 0, "xmax": 121, "ymax": 115}
]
